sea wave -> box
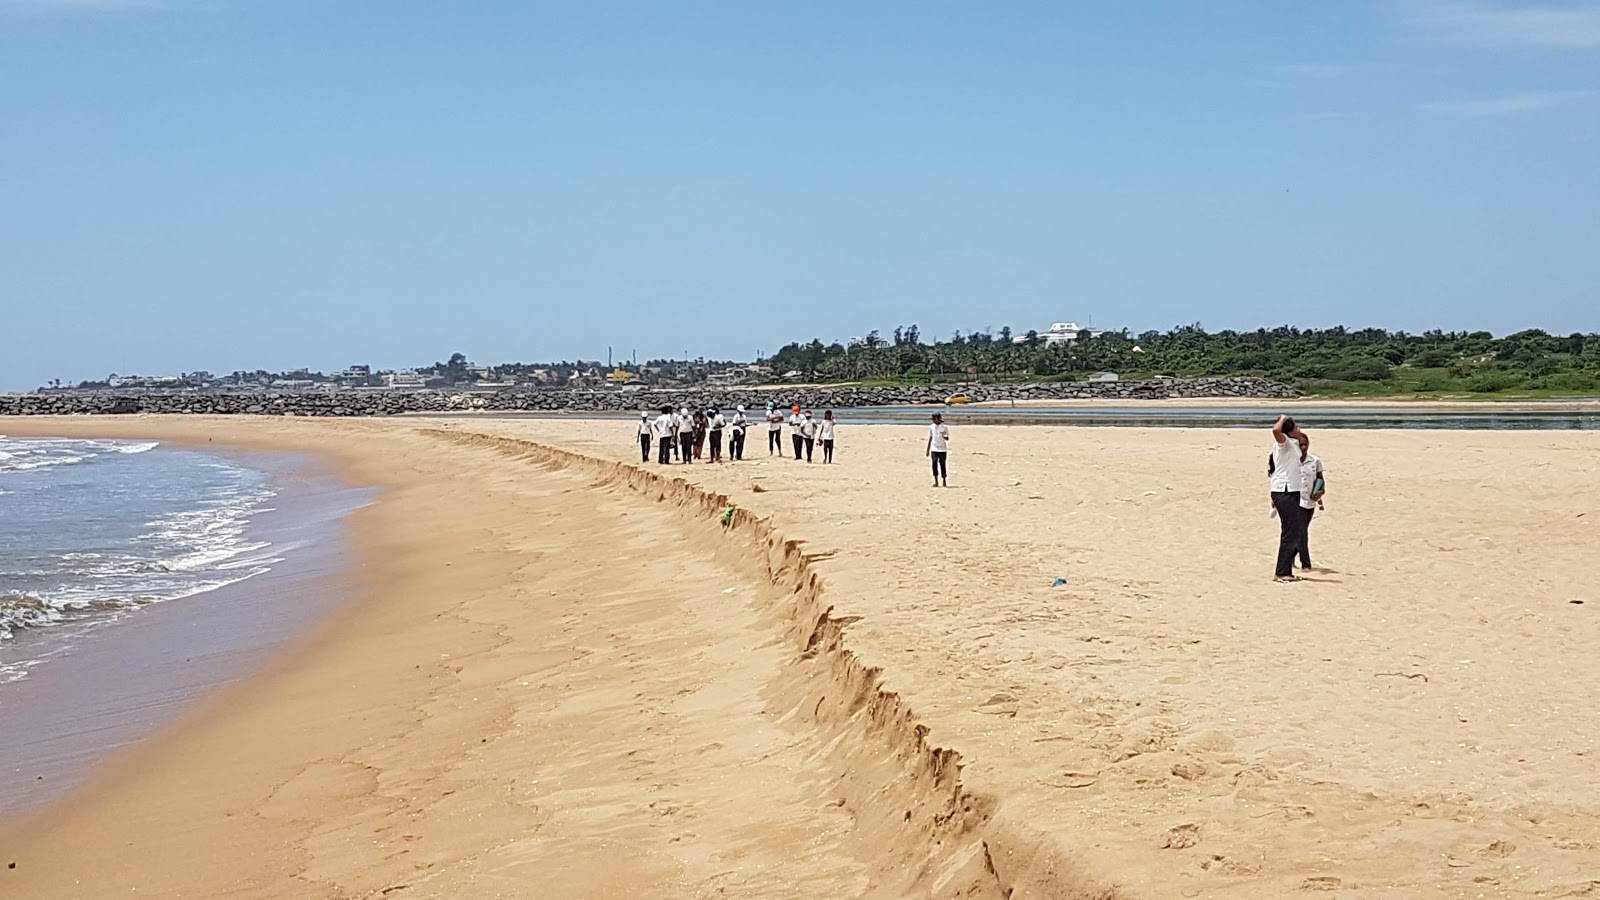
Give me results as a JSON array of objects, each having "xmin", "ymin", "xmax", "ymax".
[
  {"xmin": 0, "ymin": 451, "xmax": 281, "ymax": 652},
  {"xmin": 0, "ymin": 437, "xmax": 159, "ymax": 475}
]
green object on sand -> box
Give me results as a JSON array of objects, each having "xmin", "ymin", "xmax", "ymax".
[{"xmin": 722, "ymin": 506, "xmax": 735, "ymax": 527}]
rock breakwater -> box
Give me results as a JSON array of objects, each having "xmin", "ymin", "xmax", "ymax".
[{"xmin": 3, "ymin": 377, "xmax": 1298, "ymax": 417}]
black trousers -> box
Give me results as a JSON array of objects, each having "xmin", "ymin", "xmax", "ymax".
[
  {"xmin": 1298, "ymin": 506, "xmax": 1316, "ymax": 569},
  {"xmin": 768, "ymin": 430, "xmax": 781, "ymax": 453},
  {"xmin": 822, "ymin": 439, "xmax": 834, "ymax": 463},
  {"xmin": 679, "ymin": 434, "xmax": 693, "ymax": 462},
  {"xmin": 657, "ymin": 436, "xmax": 673, "ymax": 465},
  {"xmin": 730, "ymin": 430, "xmax": 744, "ymax": 460},
  {"xmin": 803, "ymin": 436, "xmax": 814, "ymax": 462},
  {"xmin": 1272, "ymin": 490, "xmax": 1303, "ymax": 577},
  {"xmin": 709, "ymin": 430, "xmax": 723, "ymax": 460},
  {"xmin": 930, "ymin": 451, "xmax": 948, "ymax": 482},
  {"xmin": 640, "ymin": 433, "xmax": 651, "ymax": 462},
  {"xmin": 791, "ymin": 434, "xmax": 803, "ymax": 459}
]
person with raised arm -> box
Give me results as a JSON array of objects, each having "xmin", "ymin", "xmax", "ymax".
[{"xmin": 1269, "ymin": 415, "xmax": 1307, "ymax": 582}]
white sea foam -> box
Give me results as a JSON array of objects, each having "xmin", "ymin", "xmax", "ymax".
[
  {"xmin": 0, "ymin": 437, "xmax": 159, "ymax": 474},
  {"xmin": 0, "ymin": 450, "xmax": 280, "ymax": 654}
]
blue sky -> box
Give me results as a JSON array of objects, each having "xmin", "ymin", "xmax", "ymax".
[{"xmin": 2, "ymin": 1, "xmax": 1597, "ymax": 388}]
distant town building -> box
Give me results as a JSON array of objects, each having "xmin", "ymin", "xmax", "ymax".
[
  {"xmin": 1013, "ymin": 322, "xmax": 1102, "ymax": 345},
  {"xmin": 384, "ymin": 371, "xmax": 429, "ymax": 389}
]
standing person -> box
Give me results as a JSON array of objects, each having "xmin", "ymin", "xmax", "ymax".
[
  {"xmin": 800, "ymin": 411, "xmax": 817, "ymax": 462},
  {"xmin": 819, "ymin": 410, "xmax": 836, "ymax": 463},
  {"xmin": 1269, "ymin": 415, "xmax": 1307, "ymax": 582},
  {"xmin": 637, "ymin": 411, "xmax": 653, "ymax": 463},
  {"xmin": 692, "ymin": 409, "xmax": 708, "ymax": 460},
  {"xmin": 1298, "ymin": 435, "xmax": 1326, "ymax": 572},
  {"xmin": 926, "ymin": 413, "xmax": 951, "ymax": 487},
  {"xmin": 654, "ymin": 407, "xmax": 677, "ymax": 465},
  {"xmin": 767, "ymin": 401, "xmax": 784, "ymax": 455},
  {"xmin": 788, "ymin": 405, "xmax": 805, "ymax": 460},
  {"xmin": 708, "ymin": 408, "xmax": 726, "ymax": 462},
  {"xmin": 730, "ymin": 406, "xmax": 748, "ymax": 461},
  {"xmin": 677, "ymin": 407, "xmax": 695, "ymax": 464}
]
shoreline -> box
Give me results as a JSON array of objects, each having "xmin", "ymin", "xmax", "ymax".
[{"xmin": 0, "ymin": 416, "xmax": 1023, "ymax": 897}]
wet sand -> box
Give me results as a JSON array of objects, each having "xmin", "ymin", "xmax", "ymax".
[{"xmin": 1, "ymin": 415, "xmax": 1598, "ymax": 897}]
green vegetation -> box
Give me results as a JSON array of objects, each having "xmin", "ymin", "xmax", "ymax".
[{"xmin": 764, "ymin": 326, "xmax": 1600, "ymax": 399}]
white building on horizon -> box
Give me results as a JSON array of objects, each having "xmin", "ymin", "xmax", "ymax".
[{"xmin": 1013, "ymin": 322, "xmax": 1102, "ymax": 345}]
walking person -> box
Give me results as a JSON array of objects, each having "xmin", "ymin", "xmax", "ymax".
[
  {"xmin": 767, "ymin": 401, "xmax": 784, "ymax": 456},
  {"xmin": 677, "ymin": 407, "xmax": 695, "ymax": 464},
  {"xmin": 654, "ymin": 407, "xmax": 677, "ymax": 465},
  {"xmin": 800, "ymin": 411, "xmax": 817, "ymax": 462},
  {"xmin": 1269, "ymin": 415, "xmax": 1307, "ymax": 582},
  {"xmin": 1298, "ymin": 435, "xmax": 1327, "ymax": 572},
  {"xmin": 926, "ymin": 412, "xmax": 950, "ymax": 487},
  {"xmin": 637, "ymin": 411, "xmax": 652, "ymax": 463},
  {"xmin": 730, "ymin": 406, "xmax": 748, "ymax": 461},
  {"xmin": 789, "ymin": 405, "xmax": 805, "ymax": 460},
  {"xmin": 819, "ymin": 410, "xmax": 836, "ymax": 463},
  {"xmin": 708, "ymin": 408, "xmax": 726, "ymax": 462}
]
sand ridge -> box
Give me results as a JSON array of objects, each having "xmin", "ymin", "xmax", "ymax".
[{"xmin": 452, "ymin": 417, "xmax": 1600, "ymax": 897}]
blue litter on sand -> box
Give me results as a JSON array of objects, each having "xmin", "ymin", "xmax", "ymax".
[{"xmin": 1052, "ymin": 577, "xmax": 1067, "ymax": 587}]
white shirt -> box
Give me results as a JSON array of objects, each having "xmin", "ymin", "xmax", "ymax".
[
  {"xmin": 767, "ymin": 411, "xmax": 783, "ymax": 431},
  {"xmin": 638, "ymin": 418, "xmax": 652, "ymax": 437},
  {"xmin": 678, "ymin": 414, "xmax": 694, "ymax": 435},
  {"xmin": 709, "ymin": 413, "xmax": 726, "ymax": 431},
  {"xmin": 928, "ymin": 423, "xmax": 950, "ymax": 453},
  {"xmin": 1270, "ymin": 437, "xmax": 1304, "ymax": 492},
  {"xmin": 788, "ymin": 413, "xmax": 803, "ymax": 433},
  {"xmin": 1300, "ymin": 454, "xmax": 1324, "ymax": 509},
  {"xmin": 800, "ymin": 417, "xmax": 816, "ymax": 438},
  {"xmin": 818, "ymin": 419, "xmax": 835, "ymax": 440},
  {"xmin": 731, "ymin": 413, "xmax": 747, "ymax": 433},
  {"xmin": 653, "ymin": 414, "xmax": 676, "ymax": 438}
]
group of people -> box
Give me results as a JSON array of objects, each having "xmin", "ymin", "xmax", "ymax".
[
  {"xmin": 1269, "ymin": 415, "xmax": 1328, "ymax": 582},
  {"xmin": 640, "ymin": 402, "xmax": 838, "ymax": 465}
]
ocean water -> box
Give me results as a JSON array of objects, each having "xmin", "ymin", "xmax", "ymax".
[{"xmin": 0, "ymin": 436, "xmax": 283, "ymax": 683}]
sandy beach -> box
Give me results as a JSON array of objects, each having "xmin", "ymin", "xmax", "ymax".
[{"xmin": 2, "ymin": 414, "xmax": 1598, "ymax": 897}]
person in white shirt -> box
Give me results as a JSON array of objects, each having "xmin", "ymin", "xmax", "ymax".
[
  {"xmin": 1269, "ymin": 414, "xmax": 1307, "ymax": 582},
  {"xmin": 1297, "ymin": 437, "xmax": 1326, "ymax": 572},
  {"xmin": 818, "ymin": 410, "xmax": 836, "ymax": 463},
  {"xmin": 926, "ymin": 413, "xmax": 951, "ymax": 487},
  {"xmin": 652, "ymin": 407, "xmax": 677, "ymax": 465},
  {"xmin": 729, "ymin": 406, "xmax": 748, "ymax": 461},
  {"xmin": 799, "ymin": 411, "xmax": 817, "ymax": 462},
  {"xmin": 788, "ymin": 407, "xmax": 805, "ymax": 460},
  {"xmin": 707, "ymin": 408, "xmax": 727, "ymax": 462},
  {"xmin": 677, "ymin": 408, "xmax": 695, "ymax": 464},
  {"xmin": 636, "ymin": 411, "xmax": 653, "ymax": 463},
  {"xmin": 766, "ymin": 402, "xmax": 784, "ymax": 456}
]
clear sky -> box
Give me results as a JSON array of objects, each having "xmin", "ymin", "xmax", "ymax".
[{"xmin": 3, "ymin": 1, "xmax": 1598, "ymax": 389}]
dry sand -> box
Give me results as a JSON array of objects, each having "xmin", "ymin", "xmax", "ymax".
[{"xmin": 2, "ymin": 415, "xmax": 1598, "ymax": 898}]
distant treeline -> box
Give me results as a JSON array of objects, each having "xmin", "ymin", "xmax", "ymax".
[{"xmin": 764, "ymin": 325, "xmax": 1600, "ymax": 395}]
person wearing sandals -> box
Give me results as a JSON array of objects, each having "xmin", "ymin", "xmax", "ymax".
[{"xmin": 1270, "ymin": 415, "xmax": 1307, "ymax": 582}]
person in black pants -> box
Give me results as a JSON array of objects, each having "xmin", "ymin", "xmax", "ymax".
[
  {"xmin": 707, "ymin": 409, "xmax": 725, "ymax": 462},
  {"xmin": 637, "ymin": 411, "xmax": 652, "ymax": 463},
  {"xmin": 730, "ymin": 406, "xmax": 748, "ymax": 461},
  {"xmin": 1269, "ymin": 415, "xmax": 1307, "ymax": 582},
  {"xmin": 654, "ymin": 408, "xmax": 676, "ymax": 465},
  {"xmin": 789, "ymin": 407, "xmax": 805, "ymax": 460}
]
